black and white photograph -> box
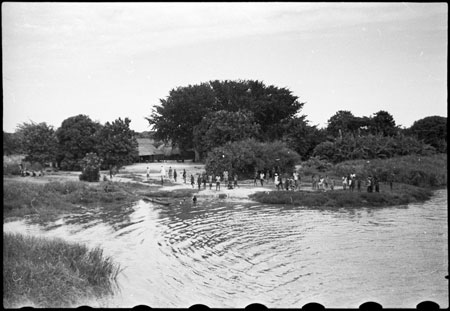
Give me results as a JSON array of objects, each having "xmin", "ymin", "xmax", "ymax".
[{"xmin": 2, "ymin": 2, "xmax": 447, "ymax": 308}]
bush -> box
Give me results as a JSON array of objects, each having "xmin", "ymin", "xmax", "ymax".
[
  {"xmin": 204, "ymin": 139, "xmax": 300, "ymax": 178},
  {"xmin": 79, "ymin": 153, "xmax": 102, "ymax": 182},
  {"xmin": 301, "ymin": 156, "xmax": 333, "ymax": 175},
  {"xmin": 333, "ymin": 154, "xmax": 447, "ymax": 187}
]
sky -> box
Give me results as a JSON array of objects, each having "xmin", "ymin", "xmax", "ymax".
[{"xmin": 2, "ymin": 2, "xmax": 448, "ymax": 133}]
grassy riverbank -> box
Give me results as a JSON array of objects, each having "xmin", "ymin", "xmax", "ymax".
[
  {"xmin": 3, "ymin": 180, "xmax": 152, "ymax": 221},
  {"xmin": 251, "ymin": 154, "xmax": 446, "ymax": 207},
  {"xmin": 3, "ymin": 232, "xmax": 120, "ymax": 308},
  {"xmin": 250, "ymin": 183, "xmax": 434, "ymax": 208}
]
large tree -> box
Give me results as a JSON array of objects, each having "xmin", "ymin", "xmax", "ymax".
[
  {"xmin": 193, "ymin": 110, "xmax": 261, "ymax": 160},
  {"xmin": 15, "ymin": 121, "xmax": 58, "ymax": 165},
  {"xmin": 326, "ymin": 110, "xmax": 361, "ymax": 137},
  {"xmin": 56, "ymin": 115, "xmax": 102, "ymax": 170},
  {"xmin": 96, "ymin": 117, "xmax": 139, "ymax": 169},
  {"xmin": 147, "ymin": 80, "xmax": 304, "ymax": 160},
  {"xmin": 146, "ymin": 83, "xmax": 217, "ymax": 155},
  {"xmin": 405, "ymin": 116, "xmax": 447, "ymax": 153},
  {"xmin": 369, "ymin": 110, "xmax": 398, "ymax": 136},
  {"xmin": 280, "ymin": 117, "xmax": 326, "ymax": 160}
]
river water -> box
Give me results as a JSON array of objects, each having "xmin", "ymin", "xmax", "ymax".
[{"xmin": 3, "ymin": 189, "xmax": 448, "ymax": 308}]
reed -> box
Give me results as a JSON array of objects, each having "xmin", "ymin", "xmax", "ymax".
[{"xmin": 3, "ymin": 232, "xmax": 120, "ymax": 308}]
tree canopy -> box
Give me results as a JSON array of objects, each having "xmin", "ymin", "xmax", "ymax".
[
  {"xmin": 193, "ymin": 110, "xmax": 261, "ymax": 160},
  {"xmin": 15, "ymin": 122, "xmax": 58, "ymax": 165},
  {"xmin": 96, "ymin": 117, "xmax": 139, "ymax": 169},
  {"xmin": 405, "ymin": 116, "xmax": 447, "ymax": 153},
  {"xmin": 147, "ymin": 79, "xmax": 305, "ymax": 159},
  {"xmin": 326, "ymin": 110, "xmax": 399, "ymax": 138},
  {"xmin": 56, "ymin": 115, "xmax": 102, "ymax": 170}
]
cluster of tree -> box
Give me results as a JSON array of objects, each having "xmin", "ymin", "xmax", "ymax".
[
  {"xmin": 403, "ymin": 116, "xmax": 447, "ymax": 153},
  {"xmin": 4, "ymin": 115, "xmax": 138, "ymax": 172},
  {"xmin": 315, "ymin": 111, "xmax": 446, "ymax": 163},
  {"xmin": 147, "ymin": 79, "xmax": 318, "ymax": 171},
  {"xmin": 325, "ymin": 110, "xmax": 399, "ymax": 138},
  {"xmin": 312, "ymin": 132, "xmax": 436, "ymax": 164},
  {"xmin": 147, "ymin": 79, "xmax": 446, "ymax": 170}
]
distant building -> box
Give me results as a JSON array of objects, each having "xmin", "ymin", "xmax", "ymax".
[{"xmin": 136, "ymin": 138, "xmax": 164, "ymax": 162}]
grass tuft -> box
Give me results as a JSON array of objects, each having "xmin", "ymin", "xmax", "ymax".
[{"xmin": 3, "ymin": 233, "xmax": 120, "ymax": 308}]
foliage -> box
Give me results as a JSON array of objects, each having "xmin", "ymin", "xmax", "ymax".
[
  {"xmin": 209, "ymin": 79, "xmax": 304, "ymax": 139},
  {"xmin": 370, "ymin": 110, "xmax": 398, "ymax": 136},
  {"xmin": 326, "ymin": 110, "xmax": 365, "ymax": 137},
  {"xmin": 326, "ymin": 110, "xmax": 398, "ymax": 138},
  {"xmin": 192, "ymin": 110, "xmax": 260, "ymax": 160},
  {"xmin": 313, "ymin": 133, "xmax": 435, "ymax": 163},
  {"xmin": 204, "ymin": 139, "xmax": 300, "ymax": 178},
  {"xmin": 96, "ymin": 117, "xmax": 139, "ymax": 169},
  {"xmin": 3, "ymin": 131, "xmax": 23, "ymax": 155},
  {"xmin": 15, "ymin": 122, "xmax": 58, "ymax": 165},
  {"xmin": 333, "ymin": 154, "xmax": 447, "ymax": 188},
  {"xmin": 280, "ymin": 117, "xmax": 326, "ymax": 160},
  {"xmin": 79, "ymin": 153, "xmax": 102, "ymax": 182},
  {"xmin": 404, "ymin": 116, "xmax": 447, "ymax": 153},
  {"xmin": 3, "ymin": 155, "xmax": 26, "ymax": 176},
  {"xmin": 301, "ymin": 156, "xmax": 333, "ymax": 174},
  {"xmin": 3, "ymin": 233, "xmax": 120, "ymax": 308},
  {"xmin": 147, "ymin": 79, "xmax": 305, "ymax": 157},
  {"xmin": 56, "ymin": 115, "xmax": 102, "ymax": 170},
  {"xmin": 146, "ymin": 83, "xmax": 217, "ymax": 152}
]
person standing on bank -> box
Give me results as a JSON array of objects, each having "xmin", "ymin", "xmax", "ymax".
[
  {"xmin": 260, "ymin": 171, "xmax": 265, "ymax": 186},
  {"xmin": 197, "ymin": 174, "xmax": 202, "ymax": 190},
  {"xmin": 233, "ymin": 173, "xmax": 239, "ymax": 188},
  {"xmin": 183, "ymin": 169, "xmax": 187, "ymax": 183},
  {"xmin": 208, "ymin": 173, "xmax": 213, "ymax": 190},
  {"xmin": 215, "ymin": 175, "xmax": 221, "ymax": 191},
  {"xmin": 190, "ymin": 174, "xmax": 195, "ymax": 188},
  {"xmin": 173, "ymin": 169, "xmax": 177, "ymax": 182},
  {"xmin": 160, "ymin": 165, "xmax": 166, "ymax": 185}
]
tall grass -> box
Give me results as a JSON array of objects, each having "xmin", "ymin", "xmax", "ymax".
[
  {"xmin": 250, "ymin": 183, "xmax": 433, "ymax": 208},
  {"xmin": 3, "ymin": 233, "xmax": 120, "ymax": 308},
  {"xmin": 3, "ymin": 180, "xmax": 148, "ymax": 221}
]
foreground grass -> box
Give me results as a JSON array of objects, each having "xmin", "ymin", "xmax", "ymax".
[
  {"xmin": 3, "ymin": 233, "xmax": 120, "ymax": 308},
  {"xmin": 3, "ymin": 180, "xmax": 152, "ymax": 221},
  {"xmin": 249, "ymin": 183, "xmax": 434, "ymax": 208}
]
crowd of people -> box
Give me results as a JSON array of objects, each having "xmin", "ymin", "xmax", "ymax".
[{"xmin": 148, "ymin": 165, "xmax": 384, "ymax": 193}]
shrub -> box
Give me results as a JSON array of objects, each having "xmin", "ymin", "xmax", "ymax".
[
  {"xmin": 204, "ymin": 139, "xmax": 300, "ymax": 178},
  {"xmin": 79, "ymin": 153, "xmax": 102, "ymax": 182},
  {"xmin": 301, "ymin": 156, "xmax": 333, "ymax": 174}
]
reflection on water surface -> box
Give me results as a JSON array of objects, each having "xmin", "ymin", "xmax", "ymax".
[{"xmin": 4, "ymin": 190, "xmax": 448, "ymax": 308}]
